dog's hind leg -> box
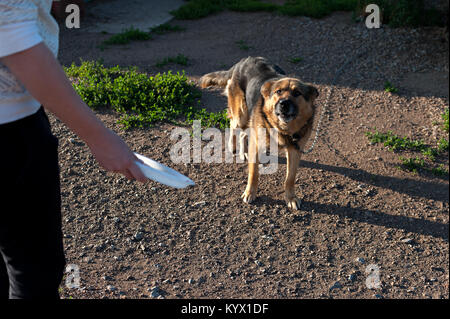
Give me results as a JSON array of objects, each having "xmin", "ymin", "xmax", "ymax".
[{"xmin": 226, "ymin": 79, "xmax": 249, "ymax": 156}]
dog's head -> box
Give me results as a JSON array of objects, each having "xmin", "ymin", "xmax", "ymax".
[{"xmin": 261, "ymin": 78, "xmax": 319, "ymax": 125}]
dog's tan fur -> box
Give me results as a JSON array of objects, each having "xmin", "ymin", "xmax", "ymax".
[{"xmin": 200, "ymin": 57, "xmax": 318, "ymax": 209}]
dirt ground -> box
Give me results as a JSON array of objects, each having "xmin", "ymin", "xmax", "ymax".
[{"xmin": 55, "ymin": 6, "xmax": 449, "ymax": 299}]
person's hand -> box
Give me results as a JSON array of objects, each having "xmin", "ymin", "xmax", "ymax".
[{"xmin": 86, "ymin": 128, "xmax": 148, "ymax": 183}]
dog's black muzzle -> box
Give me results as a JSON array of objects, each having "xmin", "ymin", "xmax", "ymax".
[{"xmin": 275, "ymin": 99, "xmax": 297, "ymax": 122}]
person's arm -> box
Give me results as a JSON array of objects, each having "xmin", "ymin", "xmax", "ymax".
[{"xmin": 0, "ymin": 43, "xmax": 147, "ymax": 182}]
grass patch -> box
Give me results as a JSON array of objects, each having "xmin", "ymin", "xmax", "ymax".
[
  {"xmin": 155, "ymin": 54, "xmax": 189, "ymax": 68},
  {"xmin": 356, "ymin": 0, "xmax": 445, "ymax": 28},
  {"xmin": 383, "ymin": 81, "xmax": 398, "ymax": 93},
  {"xmin": 65, "ymin": 61, "xmax": 228, "ymax": 130},
  {"xmin": 171, "ymin": 0, "xmax": 357, "ymax": 19},
  {"xmin": 398, "ymin": 156, "xmax": 425, "ymax": 174},
  {"xmin": 432, "ymin": 164, "xmax": 449, "ymax": 177},
  {"xmin": 235, "ymin": 40, "xmax": 252, "ymax": 51},
  {"xmin": 171, "ymin": 0, "xmax": 445, "ymax": 27},
  {"xmin": 442, "ymin": 108, "xmax": 449, "ymax": 133},
  {"xmin": 150, "ymin": 23, "xmax": 186, "ymax": 35},
  {"xmin": 366, "ymin": 124, "xmax": 449, "ymax": 177},
  {"xmin": 102, "ymin": 27, "xmax": 152, "ymax": 45},
  {"xmin": 288, "ymin": 57, "xmax": 304, "ymax": 64}
]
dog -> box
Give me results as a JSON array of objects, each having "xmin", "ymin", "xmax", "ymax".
[{"xmin": 200, "ymin": 57, "xmax": 319, "ymax": 209}]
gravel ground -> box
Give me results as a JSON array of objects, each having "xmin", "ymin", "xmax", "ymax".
[{"xmin": 55, "ymin": 9, "xmax": 449, "ymax": 299}]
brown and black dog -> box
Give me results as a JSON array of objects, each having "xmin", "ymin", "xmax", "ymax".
[{"xmin": 200, "ymin": 57, "xmax": 319, "ymax": 209}]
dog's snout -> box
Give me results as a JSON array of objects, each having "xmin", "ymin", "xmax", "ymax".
[{"xmin": 278, "ymin": 99, "xmax": 292, "ymax": 112}]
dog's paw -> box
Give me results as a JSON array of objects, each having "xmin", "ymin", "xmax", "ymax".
[
  {"xmin": 241, "ymin": 189, "xmax": 256, "ymax": 204},
  {"xmin": 286, "ymin": 196, "xmax": 302, "ymax": 210}
]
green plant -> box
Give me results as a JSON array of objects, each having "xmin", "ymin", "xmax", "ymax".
[
  {"xmin": 155, "ymin": 54, "xmax": 189, "ymax": 68},
  {"xmin": 365, "ymin": 130, "xmax": 426, "ymax": 153},
  {"xmin": 356, "ymin": 0, "xmax": 445, "ymax": 28},
  {"xmin": 442, "ymin": 108, "xmax": 449, "ymax": 133},
  {"xmin": 384, "ymin": 81, "xmax": 398, "ymax": 93},
  {"xmin": 171, "ymin": 0, "xmax": 445, "ymax": 27},
  {"xmin": 65, "ymin": 61, "xmax": 228, "ymax": 130},
  {"xmin": 432, "ymin": 164, "xmax": 449, "ymax": 177},
  {"xmin": 438, "ymin": 138, "xmax": 449, "ymax": 153},
  {"xmin": 288, "ymin": 57, "xmax": 304, "ymax": 64},
  {"xmin": 171, "ymin": 0, "xmax": 358, "ymax": 20},
  {"xmin": 236, "ymin": 40, "xmax": 252, "ymax": 51},
  {"xmin": 150, "ymin": 23, "xmax": 186, "ymax": 35},
  {"xmin": 102, "ymin": 27, "xmax": 152, "ymax": 45},
  {"xmin": 398, "ymin": 156, "xmax": 425, "ymax": 173}
]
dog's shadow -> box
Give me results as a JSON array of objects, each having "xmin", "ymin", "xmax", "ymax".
[{"xmin": 249, "ymin": 159, "xmax": 448, "ymax": 240}]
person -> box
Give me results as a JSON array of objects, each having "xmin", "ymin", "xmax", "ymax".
[{"xmin": 0, "ymin": 0, "xmax": 147, "ymax": 299}]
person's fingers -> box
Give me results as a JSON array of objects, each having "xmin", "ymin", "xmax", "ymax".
[
  {"xmin": 121, "ymin": 169, "xmax": 134, "ymax": 181},
  {"xmin": 128, "ymin": 162, "xmax": 148, "ymax": 183}
]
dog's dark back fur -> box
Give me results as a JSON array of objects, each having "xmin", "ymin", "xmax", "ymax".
[{"xmin": 200, "ymin": 56, "xmax": 286, "ymax": 114}]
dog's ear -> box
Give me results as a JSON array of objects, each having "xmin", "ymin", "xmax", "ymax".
[
  {"xmin": 307, "ymin": 85, "xmax": 319, "ymax": 101},
  {"xmin": 261, "ymin": 80, "xmax": 274, "ymax": 99}
]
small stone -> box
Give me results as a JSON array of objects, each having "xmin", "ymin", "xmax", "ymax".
[
  {"xmin": 106, "ymin": 285, "xmax": 117, "ymax": 292},
  {"xmin": 356, "ymin": 257, "xmax": 365, "ymax": 264},
  {"xmin": 188, "ymin": 278, "xmax": 195, "ymax": 285},
  {"xmin": 330, "ymin": 281, "xmax": 343, "ymax": 291},
  {"xmin": 134, "ymin": 232, "xmax": 144, "ymax": 241},
  {"xmin": 401, "ymin": 238, "xmax": 415, "ymax": 245},
  {"xmin": 374, "ymin": 294, "xmax": 384, "ymax": 299},
  {"xmin": 348, "ymin": 273, "xmax": 357, "ymax": 282},
  {"xmin": 148, "ymin": 286, "xmax": 161, "ymax": 298}
]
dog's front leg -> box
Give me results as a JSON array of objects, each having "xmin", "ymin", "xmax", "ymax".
[
  {"xmin": 241, "ymin": 130, "xmax": 258, "ymax": 203},
  {"xmin": 285, "ymin": 146, "xmax": 301, "ymax": 210}
]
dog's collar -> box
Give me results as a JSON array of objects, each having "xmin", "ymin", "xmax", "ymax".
[
  {"xmin": 259, "ymin": 106, "xmax": 313, "ymax": 150},
  {"xmin": 281, "ymin": 117, "xmax": 313, "ymax": 150}
]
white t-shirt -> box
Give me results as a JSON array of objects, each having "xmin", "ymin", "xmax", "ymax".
[{"xmin": 0, "ymin": 0, "xmax": 59, "ymax": 124}]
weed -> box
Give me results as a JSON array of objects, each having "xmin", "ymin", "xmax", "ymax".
[
  {"xmin": 365, "ymin": 130, "xmax": 426, "ymax": 153},
  {"xmin": 442, "ymin": 108, "xmax": 449, "ymax": 133},
  {"xmin": 384, "ymin": 81, "xmax": 398, "ymax": 93},
  {"xmin": 356, "ymin": 0, "xmax": 445, "ymax": 28},
  {"xmin": 102, "ymin": 27, "xmax": 152, "ymax": 46},
  {"xmin": 438, "ymin": 137, "xmax": 449, "ymax": 153},
  {"xmin": 398, "ymin": 156, "xmax": 425, "ymax": 173},
  {"xmin": 65, "ymin": 61, "xmax": 228, "ymax": 130},
  {"xmin": 432, "ymin": 164, "xmax": 449, "ymax": 177},
  {"xmin": 288, "ymin": 57, "xmax": 304, "ymax": 64},
  {"xmin": 172, "ymin": 0, "xmax": 445, "ymax": 27},
  {"xmin": 150, "ymin": 23, "xmax": 186, "ymax": 35},
  {"xmin": 236, "ymin": 40, "xmax": 252, "ymax": 51},
  {"xmin": 155, "ymin": 54, "xmax": 189, "ymax": 68}
]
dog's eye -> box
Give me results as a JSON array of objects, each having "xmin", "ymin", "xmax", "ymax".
[
  {"xmin": 292, "ymin": 90, "xmax": 302, "ymax": 97},
  {"xmin": 275, "ymin": 89, "xmax": 283, "ymax": 95}
]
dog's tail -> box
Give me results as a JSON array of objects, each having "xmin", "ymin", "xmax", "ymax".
[{"xmin": 199, "ymin": 69, "xmax": 233, "ymax": 89}]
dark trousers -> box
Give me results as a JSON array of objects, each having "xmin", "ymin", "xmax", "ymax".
[{"xmin": 0, "ymin": 107, "xmax": 65, "ymax": 299}]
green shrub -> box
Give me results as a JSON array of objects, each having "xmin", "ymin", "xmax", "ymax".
[
  {"xmin": 65, "ymin": 61, "xmax": 229, "ymax": 130},
  {"xmin": 103, "ymin": 27, "xmax": 152, "ymax": 45},
  {"xmin": 172, "ymin": 0, "xmax": 444, "ymax": 27},
  {"xmin": 383, "ymin": 81, "xmax": 398, "ymax": 93},
  {"xmin": 150, "ymin": 23, "xmax": 186, "ymax": 35},
  {"xmin": 356, "ymin": 0, "xmax": 445, "ymax": 27},
  {"xmin": 442, "ymin": 108, "xmax": 449, "ymax": 133},
  {"xmin": 155, "ymin": 54, "xmax": 189, "ymax": 68}
]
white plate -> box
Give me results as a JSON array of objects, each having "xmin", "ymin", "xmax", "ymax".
[{"xmin": 134, "ymin": 153, "xmax": 195, "ymax": 189}]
